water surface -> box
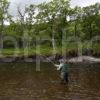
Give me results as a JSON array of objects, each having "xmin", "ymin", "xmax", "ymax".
[{"xmin": 0, "ymin": 62, "xmax": 100, "ymax": 100}]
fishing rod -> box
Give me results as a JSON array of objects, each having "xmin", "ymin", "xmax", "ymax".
[
  {"xmin": 38, "ymin": 54, "xmax": 56, "ymax": 65},
  {"xmin": 46, "ymin": 57, "xmax": 55, "ymax": 65},
  {"xmin": 44, "ymin": 57, "xmax": 61, "ymax": 70}
]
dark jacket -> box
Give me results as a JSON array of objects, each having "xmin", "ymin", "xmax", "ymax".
[{"xmin": 60, "ymin": 63, "xmax": 69, "ymax": 73}]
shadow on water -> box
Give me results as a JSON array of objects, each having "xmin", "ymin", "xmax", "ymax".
[{"xmin": 0, "ymin": 62, "xmax": 100, "ymax": 100}]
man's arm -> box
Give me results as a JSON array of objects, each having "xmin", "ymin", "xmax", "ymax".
[{"xmin": 54, "ymin": 64, "xmax": 63, "ymax": 70}]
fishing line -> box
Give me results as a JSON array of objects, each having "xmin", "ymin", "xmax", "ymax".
[{"xmin": 39, "ymin": 54, "xmax": 56, "ymax": 65}]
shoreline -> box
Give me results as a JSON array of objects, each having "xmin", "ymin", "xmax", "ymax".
[{"xmin": 0, "ymin": 54, "xmax": 100, "ymax": 63}]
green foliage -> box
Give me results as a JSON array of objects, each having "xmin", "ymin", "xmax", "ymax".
[{"xmin": 0, "ymin": 0, "xmax": 100, "ymax": 56}]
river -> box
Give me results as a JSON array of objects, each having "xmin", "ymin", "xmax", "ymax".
[{"xmin": 0, "ymin": 62, "xmax": 100, "ymax": 100}]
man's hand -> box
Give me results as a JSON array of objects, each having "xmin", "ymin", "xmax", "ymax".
[
  {"xmin": 54, "ymin": 64, "xmax": 59, "ymax": 67},
  {"xmin": 54, "ymin": 64, "xmax": 63, "ymax": 71}
]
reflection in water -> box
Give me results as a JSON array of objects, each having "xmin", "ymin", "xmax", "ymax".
[{"xmin": 0, "ymin": 62, "xmax": 100, "ymax": 100}]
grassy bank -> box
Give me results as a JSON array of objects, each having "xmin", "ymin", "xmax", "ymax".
[{"xmin": 0, "ymin": 42, "xmax": 100, "ymax": 57}]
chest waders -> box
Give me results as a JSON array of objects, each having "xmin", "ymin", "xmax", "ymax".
[{"xmin": 60, "ymin": 64, "xmax": 69, "ymax": 83}]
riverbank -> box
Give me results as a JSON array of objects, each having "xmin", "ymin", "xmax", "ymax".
[
  {"xmin": 0, "ymin": 44, "xmax": 100, "ymax": 62},
  {"xmin": 1, "ymin": 42, "xmax": 100, "ymax": 57},
  {"xmin": 0, "ymin": 54, "xmax": 100, "ymax": 63}
]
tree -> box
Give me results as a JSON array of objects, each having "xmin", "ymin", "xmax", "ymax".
[
  {"xmin": 69, "ymin": 6, "xmax": 83, "ymax": 38},
  {"xmin": 82, "ymin": 3, "xmax": 100, "ymax": 40},
  {"xmin": 36, "ymin": 0, "xmax": 71, "ymax": 54},
  {"xmin": 0, "ymin": 0, "xmax": 9, "ymax": 48}
]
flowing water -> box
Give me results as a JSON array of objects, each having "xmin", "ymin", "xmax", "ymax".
[{"xmin": 0, "ymin": 62, "xmax": 100, "ymax": 100}]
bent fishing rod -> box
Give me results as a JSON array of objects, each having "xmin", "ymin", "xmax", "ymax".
[{"xmin": 38, "ymin": 54, "xmax": 56, "ymax": 65}]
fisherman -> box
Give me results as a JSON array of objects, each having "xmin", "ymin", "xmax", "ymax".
[{"xmin": 54, "ymin": 59, "xmax": 69, "ymax": 84}]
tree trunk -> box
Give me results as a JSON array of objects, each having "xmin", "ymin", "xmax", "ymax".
[
  {"xmin": 52, "ymin": 30, "xmax": 56, "ymax": 55},
  {"xmin": 74, "ymin": 21, "xmax": 77, "ymax": 37},
  {"xmin": 0, "ymin": 18, "xmax": 4, "ymax": 49}
]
